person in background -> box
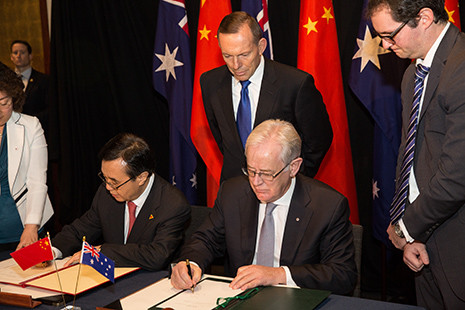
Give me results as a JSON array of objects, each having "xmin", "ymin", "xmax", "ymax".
[
  {"xmin": 368, "ymin": 0, "xmax": 465, "ymax": 308},
  {"xmin": 171, "ymin": 119, "xmax": 356, "ymax": 294},
  {"xmin": 10, "ymin": 40, "xmax": 50, "ymax": 135},
  {"xmin": 201, "ymin": 11, "xmax": 333, "ymax": 182},
  {"xmin": 0, "ymin": 61, "xmax": 53, "ymax": 251},
  {"xmin": 52, "ymin": 133, "xmax": 191, "ymax": 271}
]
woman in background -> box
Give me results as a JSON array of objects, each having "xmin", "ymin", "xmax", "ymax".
[{"xmin": 0, "ymin": 61, "xmax": 53, "ymax": 251}]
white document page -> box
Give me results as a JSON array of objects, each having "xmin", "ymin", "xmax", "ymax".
[
  {"xmin": 0, "ymin": 257, "xmax": 67, "ymax": 285},
  {"xmin": 120, "ymin": 275, "xmax": 241, "ymax": 310}
]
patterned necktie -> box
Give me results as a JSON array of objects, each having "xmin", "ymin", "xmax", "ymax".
[
  {"xmin": 237, "ymin": 80, "xmax": 252, "ymax": 148},
  {"xmin": 127, "ymin": 201, "xmax": 137, "ymax": 236},
  {"xmin": 256, "ymin": 203, "xmax": 278, "ymax": 267},
  {"xmin": 390, "ymin": 64, "xmax": 430, "ymax": 224}
]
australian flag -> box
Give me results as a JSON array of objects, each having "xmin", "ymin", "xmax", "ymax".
[
  {"xmin": 241, "ymin": 0, "xmax": 273, "ymax": 59},
  {"xmin": 80, "ymin": 241, "xmax": 114, "ymax": 283},
  {"xmin": 348, "ymin": 0, "xmax": 410, "ymax": 247},
  {"xmin": 153, "ymin": 0, "xmax": 197, "ymax": 204}
]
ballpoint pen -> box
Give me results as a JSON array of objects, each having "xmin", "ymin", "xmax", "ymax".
[{"xmin": 186, "ymin": 259, "xmax": 195, "ymax": 293}]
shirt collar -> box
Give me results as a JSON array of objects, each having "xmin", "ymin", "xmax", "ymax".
[
  {"xmin": 416, "ymin": 22, "xmax": 450, "ymax": 68},
  {"xmin": 16, "ymin": 67, "xmax": 32, "ymax": 80},
  {"xmin": 233, "ymin": 55, "xmax": 265, "ymax": 87},
  {"xmin": 271, "ymin": 177, "xmax": 296, "ymax": 207},
  {"xmin": 130, "ymin": 174, "xmax": 154, "ymax": 208}
]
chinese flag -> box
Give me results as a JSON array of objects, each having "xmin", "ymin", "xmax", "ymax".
[
  {"xmin": 297, "ymin": 0, "xmax": 359, "ymax": 224},
  {"xmin": 445, "ymin": 0, "xmax": 461, "ymax": 29},
  {"xmin": 190, "ymin": 0, "xmax": 231, "ymax": 207},
  {"xmin": 10, "ymin": 237, "xmax": 54, "ymax": 271}
]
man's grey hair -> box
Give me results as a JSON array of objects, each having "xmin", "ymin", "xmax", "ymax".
[{"xmin": 245, "ymin": 119, "xmax": 301, "ymax": 164}]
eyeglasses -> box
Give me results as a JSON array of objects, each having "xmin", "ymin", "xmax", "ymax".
[
  {"xmin": 0, "ymin": 96, "xmax": 12, "ymax": 109},
  {"xmin": 378, "ymin": 20, "xmax": 409, "ymax": 45},
  {"xmin": 98, "ymin": 171, "xmax": 133, "ymax": 190},
  {"xmin": 242, "ymin": 160, "xmax": 294, "ymax": 182}
]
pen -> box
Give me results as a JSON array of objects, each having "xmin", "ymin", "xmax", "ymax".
[{"xmin": 186, "ymin": 259, "xmax": 194, "ymax": 293}]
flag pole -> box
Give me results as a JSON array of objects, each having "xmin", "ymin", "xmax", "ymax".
[
  {"xmin": 48, "ymin": 232, "xmax": 67, "ymax": 307},
  {"xmin": 71, "ymin": 236, "xmax": 85, "ymax": 310}
]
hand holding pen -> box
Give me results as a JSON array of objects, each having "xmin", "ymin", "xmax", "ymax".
[{"xmin": 170, "ymin": 259, "xmax": 201, "ymax": 291}]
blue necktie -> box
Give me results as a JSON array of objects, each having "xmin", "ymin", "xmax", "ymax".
[
  {"xmin": 237, "ymin": 80, "xmax": 252, "ymax": 148},
  {"xmin": 390, "ymin": 64, "xmax": 430, "ymax": 224}
]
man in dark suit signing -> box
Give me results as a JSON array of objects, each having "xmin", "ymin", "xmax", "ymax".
[
  {"xmin": 369, "ymin": 0, "xmax": 465, "ymax": 308},
  {"xmin": 10, "ymin": 40, "xmax": 50, "ymax": 134},
  {"xmin": 171, "ymin": 120, "xmax": 356, "ymax": 294},
  {"xmin": 201, "ymin": 12, "xmax": 332, "ymax": 182},
  {"xmin": 52, "ymin": 133, "xmax": 190, "ymax": 271}
]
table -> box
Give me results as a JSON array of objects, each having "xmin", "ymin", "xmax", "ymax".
[
  {"xmin": 0, "ymin": 250, "xmax": 168, "ymax": 310},
  {"xmin": 0, "ymin": 250, "xmax": 424, "ymax": 310}
]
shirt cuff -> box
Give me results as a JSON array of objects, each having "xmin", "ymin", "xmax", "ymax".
[
  {"xmin": 282, "ymin": 266, "xmax": 299, "ymax": 287},
  {"xmin": 399, "ymin": 219, "xmax": 414, "ymax": 243},
  {"xmin": 52, "ymin": 246, "xmax": 63, "ymax": 259}
]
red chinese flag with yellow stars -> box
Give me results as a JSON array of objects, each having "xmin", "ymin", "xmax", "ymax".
[
  {"xmin": 445, "ymin": 0, "xmax": 461, "ymax": 29},
  {"xmin": 10, "ymin": 237, "xmax": 54, "ymax": 271},
  {"xmin": 297, "ymin": 0, "xmax": 359, "ymax": 223},
  {"xmin": 190, "ymin": 0, "xmax": 231, "ymax": 207}
]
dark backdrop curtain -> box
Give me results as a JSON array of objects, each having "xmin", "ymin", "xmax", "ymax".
[{"xmin": 49, "ymin": 0, "xmax": 465, "ymax": 301}]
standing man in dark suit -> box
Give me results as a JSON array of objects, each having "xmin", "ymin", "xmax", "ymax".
[
  {"xmin": 52, "ymin": 133, "xmax": 190, "ymax": 271},
  {"xmin": 201, "ymin": 12, "xmax": 332, "ymax": 182},
  {"xmin": 369, "ymin": 0, "xmax": 465, "ymax": 308},
  {"xmin": 171, "ymin": 120, "xmax": 356, "ymax": 294},
  {"xmin": 10, "ymin": 40, "xmax": 50, "ymax": 134}
]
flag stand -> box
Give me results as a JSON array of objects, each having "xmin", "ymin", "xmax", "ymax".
[
  {"xmin": 60, "ymin": 236, "xmax": 85, "ymax": 310},
  {"xmin": 47, "ymin": 232, "xmax": 68, "ymax": 308}
]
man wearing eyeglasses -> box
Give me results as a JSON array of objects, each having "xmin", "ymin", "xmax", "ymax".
[
  {"xmin": 52, "ymin": 133, "xmax": 190, "ymax": 270},
  {"xmin": 368, "ymin": 0, "xmax": 465, "ymax": 308},
  {"xmin": 171, "ymin": 119, "xmax": 356, "ymax": 294}
]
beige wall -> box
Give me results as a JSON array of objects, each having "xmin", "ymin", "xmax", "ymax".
[{"xmin": 0, "ymin": 0, "xmax": 47, "ymax": 73}]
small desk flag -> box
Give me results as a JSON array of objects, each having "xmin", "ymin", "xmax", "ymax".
[
  {"xmin": 80, "ymin": 241, "xmax": 115, "ymax": 283},
  {"xmin": 10, "ymin": 237, "xmax": 54, "ymax": 271}
]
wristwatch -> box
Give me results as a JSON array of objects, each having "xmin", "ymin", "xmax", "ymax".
[{"xmin": 393, "ymin": 222, "xmax": 405, "ymax": 238}]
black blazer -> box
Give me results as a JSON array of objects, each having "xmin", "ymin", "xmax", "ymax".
[
  {"xmin": 201, "ymin": 58, "xmax": 333, "ymax": 181},
  {"xmin": 53, "ymin": 174, "xmax": 190, "ymax": 271},
  {"xmin": 23, "ymin": 69, "xmax": 49, "ymax": 133},
  {"xmin": 179, "ymin": 175, "xmax": 357, "ymax": 295}
]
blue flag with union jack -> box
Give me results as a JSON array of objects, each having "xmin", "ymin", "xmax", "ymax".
[
  {"xmin": 153, "ymin": 0, "xmax": 197, "ymax": 204},
  {"xmin": 241, "ymin": 0, "xmax": 273, "ymax": 59},
  {"xmin": 80, "ymin": 241, "xmax": 114, "ymax": 283},
  {"xmin": 348, "ymin": 0, "xmax": 410, "ymax": 247}
]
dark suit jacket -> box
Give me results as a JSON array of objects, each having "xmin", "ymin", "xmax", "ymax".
[
  {"xmin": 53, "ymin": 174, "xmax": 190, "ymax": 271},
  {"xmin": 399, "ymin": 25, "xmax": 465, "ymax": 300},
  {"xmin": 23, "ymin": 69, "xmax": 50, "ymax": 134},
  {"xmin": 178, "ymin": 175, "xmax": 357, "ymax": 295},
  {"xmin": 201, "ymin": 59, "xmax": 333, "ymax": 181}
]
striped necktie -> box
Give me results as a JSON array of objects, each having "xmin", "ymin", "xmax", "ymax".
[{"xmin": 390, "ymin": 64, "xmax": 430, "ymax": 224}]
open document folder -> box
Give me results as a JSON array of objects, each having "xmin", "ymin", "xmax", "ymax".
[
  {"xmin": 110, "ymin": 275, "xmax": 330, "ymax": 310},
  {"xmin": 0, "ymin": 257, "xmax": 138, "ymax": 295}
]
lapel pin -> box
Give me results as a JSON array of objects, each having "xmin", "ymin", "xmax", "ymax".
[
  {"xmin": 149, "ymin": 214, "xmax": 154, "ymax": 220},
  {"xmin": 296, "ymin": 218, "xmax": 300, "ymax": 222}
]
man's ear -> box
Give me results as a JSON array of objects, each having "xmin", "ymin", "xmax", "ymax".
[
  {"xmin": 136, "ymin": 171, "xmax": 149, "ymax": 185},
  {"xmin": 258, "ymin": 37, "xmax": 267, "ymax": 56},
  {"xmin": 417, "ymin": 7, "xmax": 435, "ymax": 28},
  {"xmin": 289, "ymin": 157, "xmax": 303, "ymax": 178}
]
